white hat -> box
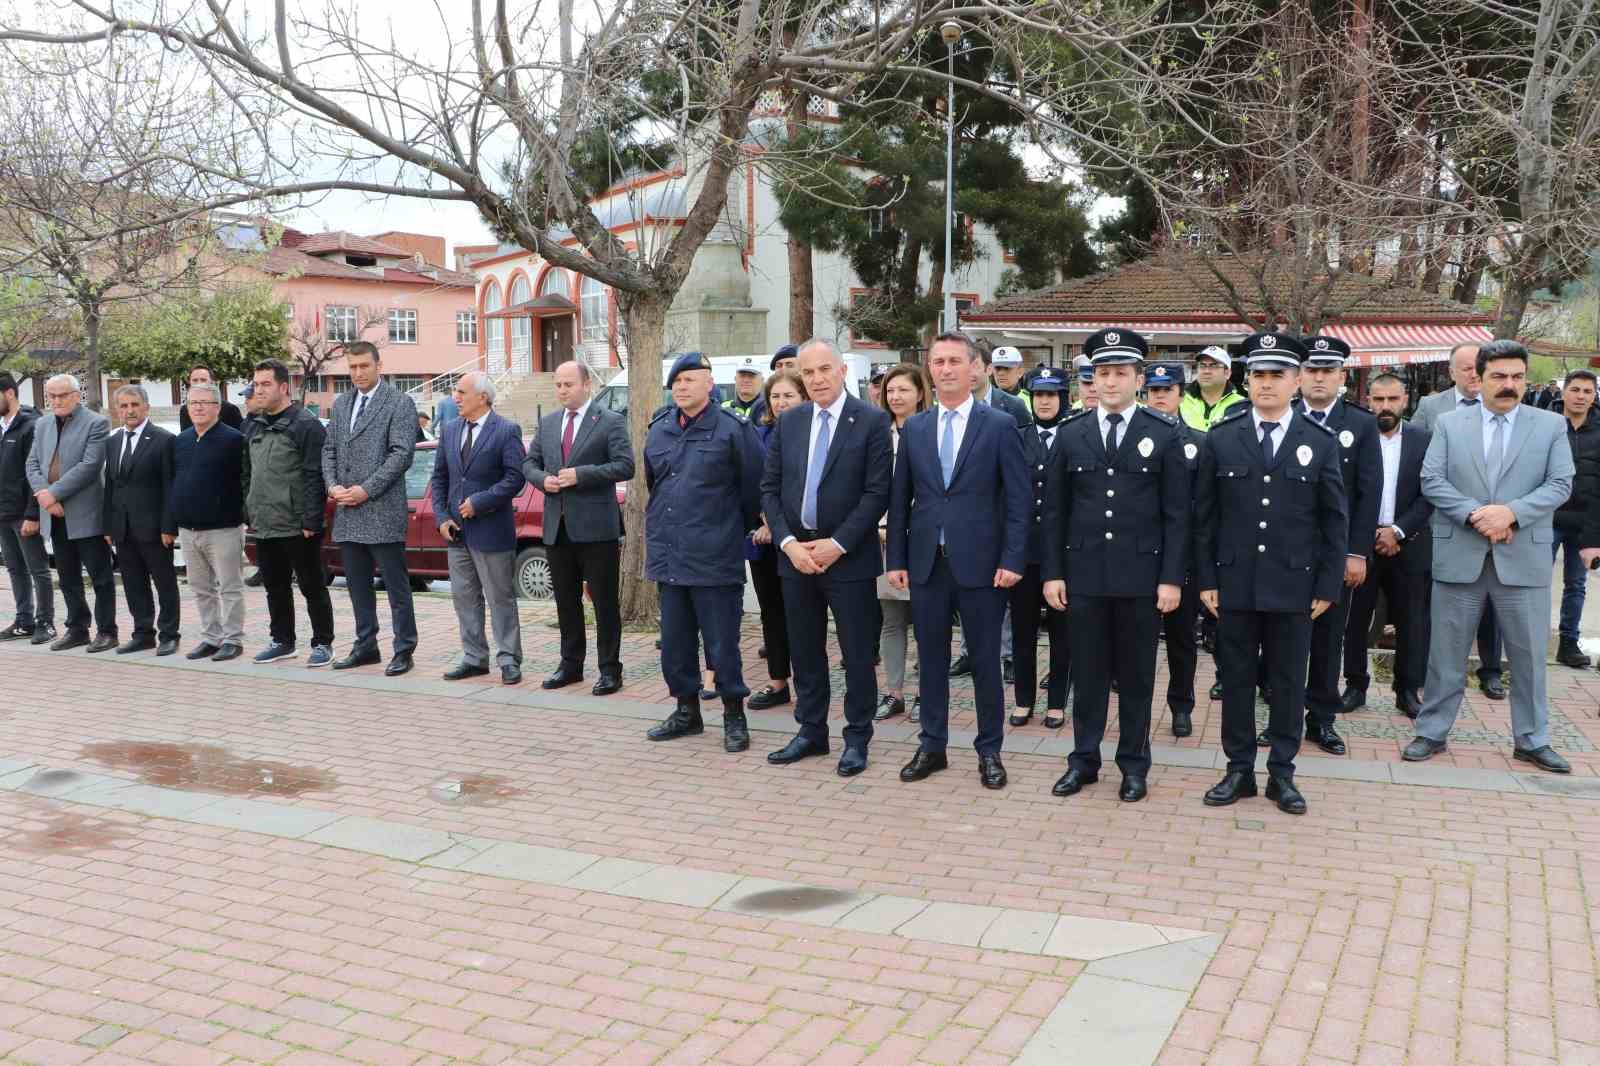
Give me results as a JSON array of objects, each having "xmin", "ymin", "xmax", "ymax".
[
  {"xmin": 991, "ymin": 345, "xmax": 1023, "ymax": 367},
  {"xmin": 1072, "ymin": 353, "xmax": 1091, "ymax": 370},
  {"xmin": 1196, "ymin": 345, "xmax": 1232, "ymax": 369}
]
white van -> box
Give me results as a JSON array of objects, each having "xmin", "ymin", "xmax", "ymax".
[{"xmin": 594, "ymin": 351, "xmax": 877, "ymax": 419}]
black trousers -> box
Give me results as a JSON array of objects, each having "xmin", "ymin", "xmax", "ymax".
[
  {"xmin": 56, "ymin": 522, "xmax": 116, "ymax": 636},
  {"xmin": 1008, "ymin": 563, "xmax": 1070, "ymax": 709},
  {"xmin": 341, "ymin": 541, "xmax": 416, "ymax": 655},
  {"xmin": 1220, "ymin": 609, "xmax": 1312, "ymax": 778},
  {"xmin": 746, "ymin": 549, "xmax": 790, "ymax": 681},
  {"xmin": 114, "ymin": 535, "xmax": 179, "ymax": 641},
  {"xmin": 1304, "ymin": 581, "xmax": 1356, "ymax": 728},
  {"xmin": 257, "ymin": 534, "xmax": 334, "ymax": 647},
  {"xmin": 1067, "ymin": 595, "xmax": 1157, "ymax": 777},
  {"xmin": 659, "ymin": 583, "xmax": 746, "ymax": 699},
  {"xmin": 782, "ymin": 570, "xmax": 879, "ymax": 751},
  {"xmin": 910, "ymin": 555, "xmax": 1007, "ymax": 757},
  {"xmin": 548, "ymin": 529, "xmax": 622, "ymax": 675},
  {"xmin": 1162, "ymin": 581, "xmax": 1201, "ymax": 715},
  {"xmin": 1344, "ymin": 552, "xmax": 1430, "ymax": 696}
]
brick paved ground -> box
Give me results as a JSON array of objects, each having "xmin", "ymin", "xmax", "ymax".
[{"xmin": 3, "ymin": 574, "xmax": 1600, "ymax": 1064}]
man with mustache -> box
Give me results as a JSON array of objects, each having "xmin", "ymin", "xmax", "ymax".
[{"xmin": 1403, "ymin": 341, "xmax": 1575, "ymax": 773}]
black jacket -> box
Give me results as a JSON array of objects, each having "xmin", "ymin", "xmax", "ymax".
[
  {"xmin": 102, "ymin": 423, "xmax": 178, "ymax": 541},
  {"xmin": 1383, "ymin": 424, "xmax": 1435, "ymax": 575},
  {"xmin": 1557, "ymin": 409, "xmax": 1600, "ymax": 546},
  {"xmin": 0, "ymin": 405, "xmax": 39, "ymax": 522}
]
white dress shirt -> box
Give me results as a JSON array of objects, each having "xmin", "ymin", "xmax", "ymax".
[
  {"xmin": 935, "ymin": 394, "xmax": 976, "ymax": 460},
  {"xmin": 1453, "ymin": 388, "xmax": 1481, "ymax": 408},
  {"xmin": 781, "ymin": 391, "xmax": 850, "ymax": 552},
  {"xmin": 560, "ymin": 399, "xmax": 592, "ymax": 442},
  {"xmin": 0, "ymin": 412, "xmax": 14, "ymax": 436},
  {"xmin": 1301, "ymin": 399, "xmax": 1336, "ymax": 425},
  {"xmin": 349, "ymin": 384, "xmax": 379, "ymax": 432},
  {"xmin": 1252, "ymin": 408, "xmax": 1293, "ymax": 459},
  {"xmin": 1378, "ymin": 427, "xmax": 1403, "ymax": 528},
  {"xmin": 1096, "ymin": 403, "xmax": 1136, "ymax": 452},
  {"xmin": 120, "ymin": 420, "xmax": 149, "ymax": 454}
]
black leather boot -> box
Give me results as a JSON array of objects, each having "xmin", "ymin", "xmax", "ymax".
[
  {"xmin": 722, "ymin": 697, "xmax": 750, "ymax": 753},
  {"xmin": 647, "ymin": 696, "xmax": 704, "ymax": 741}
]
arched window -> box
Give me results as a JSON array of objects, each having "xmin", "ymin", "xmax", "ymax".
[
  {"xmin": 580, "ymin": 275, "xmax": 609, "ymax": 344},
  {"xmin": 482, "ymin": 279, "xmax": 503, "ymax": 358},
  {"xmin": 508, "ymin": 274, "xmax": 532, "ymax": 360},
  {"xmin": 540, "ymin": 268, "xmax": 570, "ymax": 298}
]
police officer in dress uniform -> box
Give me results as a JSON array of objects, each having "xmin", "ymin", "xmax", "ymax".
[
  {"xmin": 643, "ymin": 352, "xmax": 766, "ymax": 752},
  {"xmin": 1009, "ymin": 366, "xmax": 1073, "ymax": 729},
  {"xmin": 1254, "ymin": 334, "xmax": 1379, "ymax": 757},
  {"xmin": 1043, "ymin": 329, "xmax": 1191, "ymax": 803},
  {"xmin": 1196, "ymin": 333, "xmax": 1348, "ymax": 815},
  {"xmin": 1143, "ymin": 360, "xmax": 1205, "ymax": 738}
]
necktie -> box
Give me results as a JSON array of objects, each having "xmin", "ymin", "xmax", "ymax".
[
  {"xmin": 352, "ymin": 391, "xmax": 368, "ymax": 429},
  {"xmin": 461, "ymin": 420, "xmax": 476, "ymax": 466},
  {"xmin": 1104, "ymin": 412, "xmax": 1124, "ymax": 463},
  {"xmin": 1461, "ymin": 397, "xmax": 1480, "ymax": 408},
  {"xmin": 801, "ymin": 409, "xmax": 831, "ymax": 529},
  {"xmin": 1041, "ymin": 428, "xmax": 1053, "ymax": 451},
  {"xmin": 561, "ymin": 410, "xmax": 577, "ymax": 462},
  {"xmin": 1310, "ymin": 409, "xmax": 1326, "ymax": 424},
  {"xmin": 1259, "ymin": 421, "xmax": 1279, "ymax": 468},
  {"xmin": 121, "ymin": 430, "xmax": 134, "ymax": 474},
  {"xmin": 1487, "ymin": 414, "xmax": 1506, "ymax": 495},
  {"xmin": 940, "ymin": 409, "xmax": 957, "ymax": 488}
]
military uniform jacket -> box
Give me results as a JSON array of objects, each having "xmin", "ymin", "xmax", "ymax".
[
  {"xmin": 1301, "ymin": 398, "xmax": 1381, "ymax": 562},
  {"xmin": 1195, "ymin": 408, "xmax": 1349, "ymax": 612},
  {"xmin": 1040, "ymin": 405, "xmax": 1191, "ymax": 596},
  {"xmin": 643, "ymin": 404, "xmax": 764, "ymax": 586}
]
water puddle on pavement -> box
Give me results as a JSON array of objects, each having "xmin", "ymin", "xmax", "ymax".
[
  {"xmin": 15, "ymin": 808, "xmax": 126, "ymax": 853},
  {"xmin": 79, "ymin": 742, "xmax": 336, "ymax": 797},
  {"xmin": 430, "ymin": 773, "xmax": 525, "ymax": 806},
  {"xmin": 731, "ymin": 886, "xmax": 860, "ymax": 914}
]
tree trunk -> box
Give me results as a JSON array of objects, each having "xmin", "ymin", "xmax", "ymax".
[
  {"xmin": 82, "ymin": 302, "xmax": 103, "ymax": 411},
  {"xmin": 1493, "ymin": 269, "xmax": 1537, "ymax": 340},
  {"xmin": 617, "ymin": 291, "xmax": 669, "ymax": 625},
  {"xmin": 1453, "ymin": 238, "xmax": 1487, "ymax": 306},
  {"xmin": 786, "ymin": 90, "xmax": 814, "ymax": 343}
]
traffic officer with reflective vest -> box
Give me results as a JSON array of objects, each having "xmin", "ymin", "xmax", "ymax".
[
  {"xmin": 991, "ymin": 345, "xmax": 1032, "ymax": 412},
  {"xmin": 643, "ymin": 351, "xmax": 766, "ymax": 753},
  {"xmin": 1257, "ymin": 334, "xmax": 1379, "ymax": 757},
  {"xmin": 1142, "ymin": 360, "xmax": 1205, "ymax": 738},
  {"xmin": 1010, "ymin": 365, "xmax": 1072, "ymax": 729},
  {"xmin": 1195, "ymin": 332, "xmax": 1348, "ymax": 815},
  {"xmin": 1180, "ymin": 345, "xmax": 1250, "ymax": 431},
  {"xmin": 1071, "ymin": 356, "xmax": 1097, "ymax": 411},
  {"xmin": 723, "ymin": 356, "xmax": 766, "ymax": 419},
  {"xmin": 1042, "ymin": 328, "xmax": 1191, "ymax": 803}
]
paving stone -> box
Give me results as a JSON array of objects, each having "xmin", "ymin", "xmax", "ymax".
[
  {"xmin": 829, "ymin": 894, "xmax": 930, "ymax": 935},
  {"xmin": 185, "ymin": 796, "xmax": 344, "ymax": 838},
  {"xmin": 1087, "ymin": 934, "xmax": 1225, "ymax": 993},
  {"xmin": 980, "ymin": 909, "xmax": 1060, "ymax": 954},
  {"xmin": 608, "ymin": 864, "xmax": 743, "ymax": 908},
  {"xmin": 1017, "ymin": 974, "xmax": 1189, "ymax": 1066},
  {"xmin": 0, "ymin": 757, "xmax": 38, "ymax": 781},
  {"xmin": 1387, "ymin": 762, "xmax": 1525, "ymax": 792},
  {"xmin": 95, "ymin": 783, "xmax": 220, "ymax": 819},
  {"xmin": 561, "ymin": 856, "xmax": 661, "ymax": 892},
  {"xmin": 304, "ymin": 815, "xmax": 457, "ymax": 862},
  {"xmin": 1044, "ymin": 915, "xmax": 1169, "ymax": 962},
  {"xmin": 453, "ymin": 841, "xmax": 600, "ymax": 884},
  {"xmin": 896, "ymin": 901, "xmax": 1003, "ymax": 948},
  {"xmin": 77, "ymin": 1024, "xmax": 127, "ymax": 1049},
  {"xmin": 1291, "ymin": 756, "xmax": 1395, "ymax": 782}
]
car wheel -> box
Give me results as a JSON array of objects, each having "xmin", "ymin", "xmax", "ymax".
[
  {"xmin": 514, "ymin": 546, "xmax": 553, "ymax": 601},
  {"xmin": 409, "ymin": 575, "xmax": 432, "ymax": 592}
]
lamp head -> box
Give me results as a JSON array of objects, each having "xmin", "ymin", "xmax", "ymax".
[{"xmin": 940, "ymin": 21, "xmax": 961, "ymax": 44}]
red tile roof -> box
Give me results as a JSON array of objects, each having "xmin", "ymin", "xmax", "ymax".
[
  {"xmin": 966, "ymin": 255, "xmax": 1491, "ymax": 324},
  {"xmin": 293, "ymin": 231, "xmax": 411, "ymax": 257},
  {"xmin": 254, "ymin": 247, "xmax": 475, "ymax": 288}
]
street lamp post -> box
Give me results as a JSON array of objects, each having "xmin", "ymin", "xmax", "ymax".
[{"xmin": 940, "ymin": 21, "xmax": 960, "ymax": 335}]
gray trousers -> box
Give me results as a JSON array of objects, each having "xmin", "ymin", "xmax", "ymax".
[
  {"xmin": 0, "ymin": 519, "xmax": 52, "ymax": 626},
  {"xmin": 448, "ymin": 545, "xmax": 522, "ymax": 668},
  {"xmin": 183, "ymin": 526, "xmax": 245, "ymax": 645},
  {"xmin": 1415, "ymin": 555, "xmax": 1551, "ymax": 751},
  {"xmin": 880, "ymin": 597, "xmax": 914, "ymax": 692}
]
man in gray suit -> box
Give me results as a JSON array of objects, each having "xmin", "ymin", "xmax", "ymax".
[
  {"xmin": 25, "ymin": 374, "xmax": 117, "ymax": 652},
  {"xmin": 1404, "ymin": 340, "xmax": 1575, "ymax": 772},
  {"xmin": 524, "ymin": 360, "xmax": 635, "ymax": 695},
  {"xmin": 1415, "ymin": 341, "xmax": 1506, "ymax": 698},
  {"xmin": 321, "ymin": 342, "xmax": 419, "ymax": 675}
]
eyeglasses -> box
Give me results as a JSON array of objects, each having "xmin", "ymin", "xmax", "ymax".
[
  {"xmin": 188, "ymin": 400, "xmax": 220, "ymax": 408},
  {"xmin": 44, "ymin": 392, "xmax": 76, "ymax": 399}
]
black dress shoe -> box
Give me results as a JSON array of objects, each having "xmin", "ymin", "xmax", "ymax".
[
  {"xmin": 899, "ymin": 748, "xmax": 948, "ymax": 782},
  {"xmin": 1119, "ymin": 776, "xmax": 1148, "ymax": 803},
  {"xmin": 873, "ymin": 694, "xmax": 905, "ymax": 721},
  {"xmin": 156, "ymin": 638, "xmax": 179, "ymax": 657},
  {"xmin": 767, "ymin": 735, "xmax": 828, "ymax": 764},
  {"xmin": 1396, "ymin": 689, "xmax": 1423, "ymax": 719},
  {"xmin": 1042, "ymin": 710, "xmax": 1066, "ymax": 730},
  {"xmin": 747, "ymin": 684, "xmax": 790, "ymax": 710},
  {"xmin": 30, "ymin": 623, "xmax": 57, "ymax": 645},
  {"xmin": 1171, "ymin": 710, "xmax": 1192, "ymax": 738},
  {"xmin": 51, "ymin": 629, "xmax": 90, "ymax": 652},
  {"xmin": 385, "ymin": 653, "xmax": 413, "ymax": 676},
  {"xmin": 591, "ymin": 673, "xmax": 622, "ymax": 696},
  {"xmin": 1255, "ymin": 727, "xmax": 1271, "ymax": 748},
  {"xmin": 978, "ymin": 754, "xmax": 1007, "ymax": 790},
  {"xmin": 1557, "ymin": 638, "xmax": 1591, "ymax": 669},
  {"xmin": 115, "ymin": 637, "xmax": 155, "ymax": 655},
  {"xmin": 699, "ymin": 687, "xmax": 719, "ymax": 701},
  {"xmin": 0, "ymin": 622, "xmax": 33, "ymax": 641},
  {"xmin": 212, "ymin": 643, "xmax": 243, "ymax": 662},
  {"xmin": 1051, "ymin": 768, "xmax": 1096, "ymax": 796},
  {"xmin": 1203, "ymin": 771, "xmax": 1258, "ymax": 806},
  {"xmin": 332, "ymin": 648, "xmax": 381, "ymax": 670},
  {"xmin": 1208, "ymin": 680, "xmax": 1223, "ymax": 700},
  {"xmin": 1514, "ymin": 745, "xmax": 1572, "ymax": 774},
  {"xmin": 501, "ymin": 666, "xmax": 521, "ymax": 685},
  {"xmin": 1340, "ymin": 687, "xmax": 1366, "ymax": 713},
  {"xmin": 1480, "ymin": 675, "xmax": 1506, "ymax": 700},
  {"xmin": 1265, "ymin": 775, "xmax": 1306, "ymax": 814},
  {"xmin": 949, "ymin": 654, "xmax": 972, "ymax": 677},
  {"xmin": 1009, "ymin": 707, "xmax": 1033, "ymax": 726},
  {"xmin": 837, "ymin": 747, "xmax": 868, "ymax": 777},
  {"xmin": 722, "ymin": 699, "xmax": 749, "ymax": 753},
  {"xmin": 1401, "ymin": 736, "xmax": 1447, "ymax": 761},
  {"xmin": 443, "ymin": 663, "xmax": 490, "ymax": 681},
  {"xmin": 647, "ymin": 699, "xmax": 704, "ymax": 741},
  {"xmin": 185, "ymin": 642, "xmax": 220, "ymax": 660},
  {"xmin": 1306, "ymin": 722, "xmax": 1347, "ymax": 756},
  {"xmin": 86, "ymin": 633, "xmax": 118, "ymax": 654},
  {"xmin": 542, "ymin": 668, "xmax": 583, "ymax": 690}
]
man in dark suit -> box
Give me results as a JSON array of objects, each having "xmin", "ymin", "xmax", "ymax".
[
  {"xmin": 524, "ymin": 360, "xmax": 635, "ymax": 694},
  {"xmin": 887, "ymin": 332, "xmax": 1031, "ymax": 790},
  {"xmin": 431, "ymin": 372, "xmax": 527, "ymax": 685},
  {"xmin": 1196, "ymin": 333, "xmax": 1348, "ymax": 815},
  {"xmin": 101, "ymin": 385, "xmax": 179, "ymax": 655},
  {"xmin": 0, "ymin": 374, "xmax": 53, "ymax": 644},
  {"xmin": 1042, "ymin": 328, "xmax": 1191, "ymax": 803},
  {"xmin": 760, "ymin": 339, "xmax": 893, "ymax": 776},
  {"xmin": 1343, "ymin": 373, "xmax": 1433, "ymax": 718}
]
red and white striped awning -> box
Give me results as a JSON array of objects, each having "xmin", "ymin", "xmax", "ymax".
[{"xmin": 1315, "ymin": 323, "xmax": 1494, "ymax": 367}]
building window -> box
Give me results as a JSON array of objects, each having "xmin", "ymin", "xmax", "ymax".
[
  {"xmin": 390, "ymin": 375, "xmax": 428, "ymax": 392},
  {"xmin": 540, "ymin": 268, "xmax": 570, "ymax": 298},
  {"xmin": 581, "ymin": 276, "xmax": 608, "ymax": 343},
  {"xmin": 483, "ymin": 280, "xmax": 504, "ymax": 357},
  {"xmin": 388, "ymin": 309, "xmax": 418, "ymax": 344},
  {"xmin": 325, "ymin": 305, "xmax": 357, "ymax": 342},
  {"xmin": 456, "ymin": 310, "xmax": 478, "ymax": 345},
  {"xmin": 509, "ymin": 275, "xmax": 533, "ymax": 356},
  {"xmin": 331, "ymin": 376, "xmax": 353, "ymax": 394}
]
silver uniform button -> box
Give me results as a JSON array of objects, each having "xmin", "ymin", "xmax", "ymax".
[
  {"xmin": 1106, "ymin": 490, "xmax": 1115, "ymax": 498},
  {"xmin": 1263, "ymin": 475, "xmax": 1271, "ymax": 483},
  {"xmin": 1261, "ymin": 498, "xmax": 1270, "ymax": 506},
  {"xmin": 1259, "ymin": 521, "xmax": 1267, "ymax": 529},
  {"xmin": 1105, "ymin": 532, "xmax": 1114, "ymax": 540},
  {"xmin": 1105, "ymin": 510, "xmax": 1113, "ymax": 518},
  {"xmin": 1106, "ymin": 469, "xmax": 1114, "ymax": 476},
  {"xmin": 1257, "ymin": 544, "xmax": 1266, "ymax": 552}
]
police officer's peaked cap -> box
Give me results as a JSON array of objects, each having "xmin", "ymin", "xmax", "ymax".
[
  {"xmin": 869, "ymin": 364, "xmax": 890, "ymax": 384},
  {"xmin": 666, "ymin": 351, "xmax": 713, "ymax": 389},
  {"xmin": 1144, "ymin": 361, "xmax": 1185, "ymax": 388},
  {"xmin": 1241, "ymin": 331, "xmax": 1308, "ymax": 370},
  {"xmin": 1082, "ymin": 327, "xmax": 1149, "ymax": 365},
  {"xmin": 1028, "ymin": 366, "xmax": 1066, "ymax": 393},
  {"xmin": 1302, "ymin": 335, "xmax": 1352, "ymax": 368},
  {"xmin": 770, "ymin": 344, "xmax": 799, "ymax": 369}
]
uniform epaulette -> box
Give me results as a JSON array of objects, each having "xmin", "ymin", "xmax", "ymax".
[
  {"xmin": 1140, "ymin": 407, "xmax": 1179, "ymax": 426},
  {"xmin": 650, "ymin": 406, "xmax": 675, "ymax": 426},
  {"xmin": 1302, "ymin": 415, "xmax": 1336, "ymax": 435},
  {"xmin": 1063, "ymin": 408, "xmax": 1095, "ymax": 424},
  {"xmin": 1217, "ymin": 404, "xmax": 1252, "ymax": 423},
  {"xmin": 719, "ymin": 406, "xmax": 749, "ymax": 425}
]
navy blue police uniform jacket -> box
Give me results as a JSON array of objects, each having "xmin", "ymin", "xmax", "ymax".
[
  {"xmin": 643, "ymin": 404, "xmax": 764, "ymax": 586},
  {"xmin": 1300, "ymin": 398, "xmax": 1382, "ymax": 564}
]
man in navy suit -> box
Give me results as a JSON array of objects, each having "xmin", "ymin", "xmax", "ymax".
[
  {"xmin": 760, "ymin": 339, "xmax": 894, "ymax": 776},
  {"xmin": 887, "ymin": 332, "xmax": 1031, "ymax": 790},
  {"xmin": 430, "ymin": 372, "xmax": 528, "ymax": 685}
]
